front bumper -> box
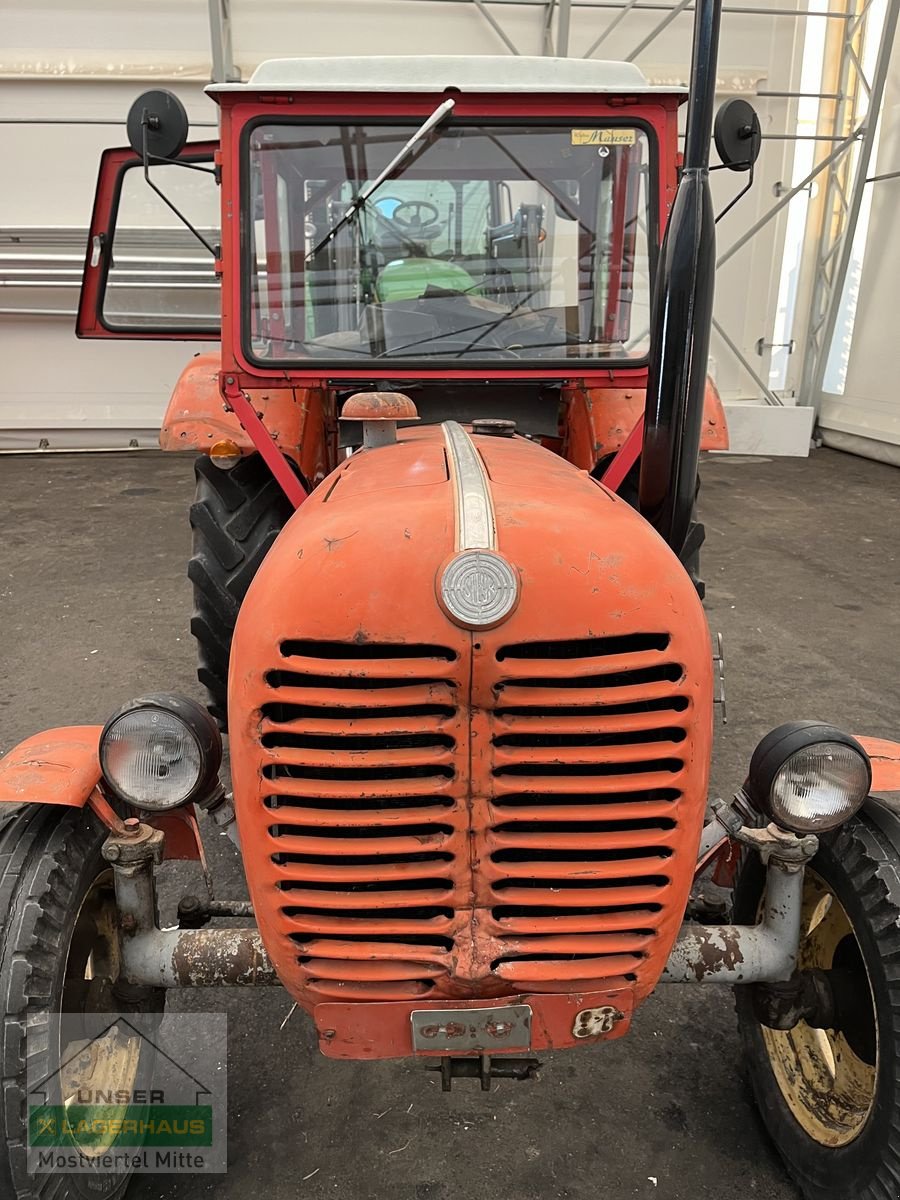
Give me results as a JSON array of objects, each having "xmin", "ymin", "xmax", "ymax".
[{"xmin": 311, "ymin": 988, "xmax": 634, "ymax": 1059}]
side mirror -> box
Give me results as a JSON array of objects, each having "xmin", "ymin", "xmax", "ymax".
[
  {"xmin": 714, "ymin": 99, "xmax": 762, "ymax": 173},
  {"xmin": 126, "ymin": 89, "xmax": 190, "ymax": 162},
  {"xmin": 121, "ymin": 89, "xmax": 216, "ymax": 259}
]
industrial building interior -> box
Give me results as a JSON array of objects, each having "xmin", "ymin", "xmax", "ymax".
[{"xmin": 1, "ymin": 2, "xmax": 899, "ymax": 1199}]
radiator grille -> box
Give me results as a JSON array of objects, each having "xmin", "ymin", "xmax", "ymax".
[
  {"xmin": 252, "ymin": 632, "xmax": 692, "ymax": 1003},
  {"xmin": 486, "ymin": 634, "xmax": 689, "ymax": 993},
  {"xmin": 260, "ymin": 641, "xmax": 462, "ymax": 1001}
]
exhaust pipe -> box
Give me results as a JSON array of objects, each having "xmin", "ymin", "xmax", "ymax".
[{"xmin": 638, "ymin": 0, "xmax": 722, "ymax": 554}]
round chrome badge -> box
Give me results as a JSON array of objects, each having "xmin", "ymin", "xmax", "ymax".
[{"xmin": 440, "ymin": 551, "xmax": 519, "ymax": 628}]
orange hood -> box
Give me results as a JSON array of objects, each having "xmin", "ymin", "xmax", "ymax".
[{"xmin": 227, "ymin": 424, "xmax": 713, "ymax": 1041}]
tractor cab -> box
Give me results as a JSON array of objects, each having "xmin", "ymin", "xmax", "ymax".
[
  {"xmin": 77, "ymin": 56, "xmax": 681, "ymax": 387},
  {"xmin": 231, "ymin": 58, "xmax": 663, "ymax": 369}
]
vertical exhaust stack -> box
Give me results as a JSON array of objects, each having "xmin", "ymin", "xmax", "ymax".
[{"xmin": 638, "ymin": 0, "xmax": 722, "ymax": 553}]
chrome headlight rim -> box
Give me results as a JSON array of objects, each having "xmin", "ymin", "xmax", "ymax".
[
  {"xmin": 99, "ymin": 692, "xmax": 222, "ymax": 812},
  {"xmin": 747, "ymin": 721, "xmax": 872, "ymax": 834}
]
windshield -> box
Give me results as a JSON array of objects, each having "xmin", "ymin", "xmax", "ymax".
[{"xmin": 244, "ymin": 120, "xmax": 654, "ymax": 367}]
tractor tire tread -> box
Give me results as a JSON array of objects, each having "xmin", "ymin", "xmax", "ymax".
[
  {"xmin": 735, "ymin": 814, "xmax": 900, "ymax": 1200},
  {"xmin": 188, "ymin": 454, "xmax": 294, "ymax": 726},
  {"xmin": 0, "ymin": 805, "xmax": 108, "ymax": 1200}
]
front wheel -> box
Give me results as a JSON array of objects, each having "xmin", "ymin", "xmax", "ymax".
[
  {"xmin": 0, "ymin": 804, "xmax": 163, "ymax": 1200},
  {"xmin": 735, "ymin": 814, "xmax": 900, "ymax": 1200}
]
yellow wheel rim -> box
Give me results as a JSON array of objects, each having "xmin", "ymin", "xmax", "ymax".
[
  {"xmin": 762, "ymin": 868, "xmax": 877, "ymax": 1147},
  {"xmin": 59, "ymin": 870, "xmax": 144, "ymax": 1159}
]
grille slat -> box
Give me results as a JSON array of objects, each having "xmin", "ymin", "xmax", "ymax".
[
  {"xmin": 263, "ymin": 683, "xmax": 457, "ymax": 710},
  {"xmin": 496, "ymin": 955, "xmax": 644, "ymax": 982},
  {"xmin": 272, "ymin": 859, "xmax": 454, "ymax": 884},
  {"xmin": 495, "ymin": 909, "xmax": 663, "ymax": 935},
  {"xmin": 265, "ymin": 804, "xmax": 457, "ymax": 826},
  {"xmin": 496, "ymin": 681, "xmax": 684, "ymax": 709},
  {"xmin": 493, "ymin": 714, "xmax": 688, "ymax": 739},
  {"xmin": 271, "ymin": 651, "xmax": 456, "ymax": 681},
  {"xmin": 282, "ymin": 913, "xmax": 454, "ymax": 937},
  {"xmin": 495, "ymin": 686, "xmax": 689, "ymax": 717},
  {"xmin": 264, "ymin": 745, "xmax": 456, "ymax": 771},
  {"xmin": 491, "ymin": 771, "xmax": 687, "ymax": 796},
  {"xmin": 500, "ymin": 931, "xmax": 654, "ymax": 957},
  {"xmin": 494, "ymin": 651, "xmax": 676, "ymax": 683},
  {"xmin": 490, "ymin": 798, "xmax": 677, "ymax": 821},
  {"xmin": 264, "ymin": 776, "xmax": 457, "ymax": 801},
  {"xmin": 489, "ymin": 856, "xmax": 673, "ymax": 882},
  {"xmin": 262, "ymin": 714, "xmax": 456, "ymax": 737},
  {"xmin": 307, "ymin": 979, "xmax": 434, "ymax": 1001},
  {"xmin": 492, "ymin": 741, "xmax": 685, "ymax": 768},
  {"xmin": 268, "ymin": 830, "xmax": 455, "ymax": 856},
  {"xmin": 493, "ymin": 882, "xmax": 669, "ymax": 907},
  {"xmin": 276, "ymin": 886, "xmax": 455, "ymax": 909},
  {"xmin": 294, "ymin": 938, "xmax": 450, "ymax": 964},
  {"xmin": 489, "ymin": 828, "xmax": 677, "ymax": 853},
  {"xmin": 301, "ymin": 959, "xmax": 447, "ymax": 982}
]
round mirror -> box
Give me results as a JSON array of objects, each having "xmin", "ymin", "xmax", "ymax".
[
  {"xmin": 126, "ymin": 89, "xmax": 190, "ymax": 161},
  {"xmin": 714, "ymin": 98, "xmax": 762, "ymax": 173}
]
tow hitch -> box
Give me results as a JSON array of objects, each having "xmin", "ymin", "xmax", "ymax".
[{"xmin": 428, "ymin": 1054, "xmax": 541, "ymax": 1092}]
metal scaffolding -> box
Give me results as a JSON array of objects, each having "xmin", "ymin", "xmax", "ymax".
[
  {"xmin": 1, "ymin": 0, "xmax": 893, "ymax": 433},
  {"xmin": 796, "ymin": 0, "xmax": 900, "ymax": 412},
  {"xmin": 204, "ymin": 0, "xmax": 896, "ymax": 422}
]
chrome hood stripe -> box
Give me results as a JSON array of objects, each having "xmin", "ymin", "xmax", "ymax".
[{"xmin": 442, "ymin": 421, "xmax": 496, "ymax": 551}]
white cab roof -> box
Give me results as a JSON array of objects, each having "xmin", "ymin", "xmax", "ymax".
[{"xmin": 207, "ymin": 55, "xmax": 685, "ymax": 96}]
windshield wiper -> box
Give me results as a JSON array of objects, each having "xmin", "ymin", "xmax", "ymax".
[{"xmin": 305, "ymin": 98, "xmax": 455, "ymax": 263}]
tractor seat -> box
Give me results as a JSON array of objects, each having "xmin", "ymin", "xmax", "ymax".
[{"xmin": 375, "ymin": 257, "xmax": 479, "ymax": 303}]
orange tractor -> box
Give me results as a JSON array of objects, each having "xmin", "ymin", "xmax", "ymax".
[{"xmin": 2, "ymin": 4, "xmax": 900, "ymax": 1198}]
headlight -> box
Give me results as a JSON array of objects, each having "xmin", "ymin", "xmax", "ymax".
[
  {"xmin": 746, "ymin": 721, "xmax": 871, "ymax": 833},
  {"xmin": 100, "ymin": 693, "xmax": 222, "ymax": 812}
]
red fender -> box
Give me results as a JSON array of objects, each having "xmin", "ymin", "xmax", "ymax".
[
  {"xmin": 856, "ymin": 737, "xmax": 900, "ymax": 792},
  {"xmin": 159, "ymin": 352, "xmax": 333, "ymax": 490},
  {"xmin": 0, "ymin": 726, "xmax": 103, "ymax": 808},
  {"xmin": 563, "ymin": 377, "xmax": 729, "ymax": 474},
  {"xmin": 0, "ymin": 726, "xmax": 207, "ymax": 860}
]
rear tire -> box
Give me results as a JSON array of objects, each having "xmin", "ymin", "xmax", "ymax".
[
  {"xmin": 189, "ymin": 453, "xmax": 295, "ymax": 727},
  {"xmin": 734, "ymin": 815, "xmax": 900, "ymax": 1200},
  {"xmin": 0, "ymin": 804, "xmax": 163, "ymax": 1200}
]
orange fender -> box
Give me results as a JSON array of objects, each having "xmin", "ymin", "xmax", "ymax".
[
  {"xmin": 0, "ymin": 726, "xmax": 206, "ymax": 858},
  {"xmin": 857, "ymin": 737, "xmax": 900, "ymax": 792},
  {"xmin": 159, "ymin": 352, "xmax": 333, "ymax": 488},
  {"xmin": 0, "ymin": 726, "xmax": 103, "ymax": 808},
  {"xmin": 563, "ymin": 378, "xmax": 728, "ymax": 472}
]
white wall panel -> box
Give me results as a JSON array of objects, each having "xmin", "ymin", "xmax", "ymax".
[
  {"xmin": 1, "ymin": 0, "xmax": 814, "ymax": 445},
  {"xmin": 819, "ymin": 59, "xmax": 900, "ymax": 456}
]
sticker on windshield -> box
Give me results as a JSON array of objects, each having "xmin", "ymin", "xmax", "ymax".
[{"xmin": 571, "ymin": 129, "xmax": 637, "ymax": 146}]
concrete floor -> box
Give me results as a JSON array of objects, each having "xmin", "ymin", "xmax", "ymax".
[{"xmin": 1, "ymin": 446, "xmax": 899, "ymax": 1199}]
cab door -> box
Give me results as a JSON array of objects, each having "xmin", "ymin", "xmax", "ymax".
[{"xmin": 76, "ymin": 140, "xmax": 220, "ymax": 339}]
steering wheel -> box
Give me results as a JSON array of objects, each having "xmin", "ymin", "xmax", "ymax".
[{"xmin": 389, "ymin": 200, "xmax": 442, "ymax": 234}]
